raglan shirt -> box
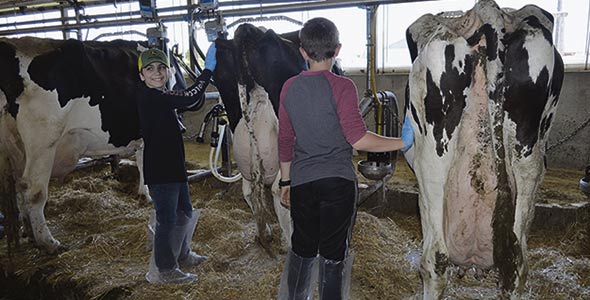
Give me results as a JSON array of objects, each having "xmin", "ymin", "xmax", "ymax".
[
  {"xmin": 136, "ymin": 69, "xmax": 212, "ymax": 185},
  {"xmin": 278, "ymin": 70, "xmax": 367, "ymax": 187}
]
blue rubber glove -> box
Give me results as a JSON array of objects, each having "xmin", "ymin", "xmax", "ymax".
[
  {"xmin": 204, "ymin": 43, "xmax": 217, "ymax": 71},
  {"xmin": 401, "ymin": 114, "xmax": 414, "ymax": 152}
]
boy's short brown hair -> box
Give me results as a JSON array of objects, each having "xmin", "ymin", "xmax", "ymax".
[{"xmin": 299, "ymin": 17, "xmax": 340, "ymax": 62}]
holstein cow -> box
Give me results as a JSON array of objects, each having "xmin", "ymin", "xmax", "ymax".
[
  {"xmin": 0, "ymin": 37, "xmax": 185, "ymax": 254},
  {"xmin": 405, "ymin": 0, "xmax": 563, "ymax": 299},
  {"xmin": 213, "ymin": 24, "xmax": 344, "ymax": 252},
  {"xmin": 213, "ymin": 24, "xmax": 306, "ymax": 251}
]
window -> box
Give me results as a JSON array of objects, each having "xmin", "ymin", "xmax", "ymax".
[{"xmin": 378, "ymin": 0, "xmax": 590, "ymax": 70}]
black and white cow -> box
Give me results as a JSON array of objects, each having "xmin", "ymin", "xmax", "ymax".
[
  {"xmin": 213, "ymin": 24, "xmax": 310, "ymax": 251},
  {"xmin": 0, "ymin": 37, "xmax": 185, "ymax": 254},
  {"xmin": 404, "ymin": 0, "xmax": 563, "ymax": 298}
]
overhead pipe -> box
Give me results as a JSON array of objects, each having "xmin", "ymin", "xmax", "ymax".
[
  {"xmin": 585, "ymin": 0, "xmax": 590, "ymax": 70},
  {"xmin": 0, "ymin": 1, "xmax": 340, "ymax": 25},
  {"xmin": 0, "ymin": 4, "xmax": 196, "ymax": 30},
  {"xmin": 0, "ymin": 0, "xmax": 72, "ymax": 11},
  {"xmin": 0, "ymin": 0, "xmax": 320, "ymax": 18},
  {"xmin": 0, "ymin": 0, "xmax": 317, "ymax": 15},
  {"xmin": 214, "ymin": 0, "xmax": 436, "ymax": 17},
  {"xmin": 365, "ymin": 5, "xmax": 380, "ymax": 134},
  {"xmin": 59, "ymin": 6, "xmax": 68, "ymax": 40},
  {"xmin": 0, "ymin": 0, "xmax": 440, "ymax": 36}
]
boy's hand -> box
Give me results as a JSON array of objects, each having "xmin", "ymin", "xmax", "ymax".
[
  {"xmin": 401, "ymin": 114, "xmax": 414, "ymax": 152},
  {"xmin": 205, "ymin": 43, "xmax": 217, "ymax": 71},
  {"xmin": 280, "ymin": 186, "xmax": 290, "ymax": 209}
]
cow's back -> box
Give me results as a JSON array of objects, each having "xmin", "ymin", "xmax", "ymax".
[
  {"xmin": 0, "ymin": 37, "xmax": 148, "ymax": 179},
  {"xmin": 0, "ymin": 37, "xmax": 64, "ymax": 177}
]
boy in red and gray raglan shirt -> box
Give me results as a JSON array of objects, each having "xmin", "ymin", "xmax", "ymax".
[{"xmin": 276, "ymin": 17, "xmax": 414, "ymax": 300}]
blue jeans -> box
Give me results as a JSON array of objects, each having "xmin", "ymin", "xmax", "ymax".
[{"xmin": 149, "ymin": 182, "xmax": 193, "ymax": 271}]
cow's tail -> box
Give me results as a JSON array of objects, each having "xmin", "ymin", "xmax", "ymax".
[
  {"xmin": 486, "ymin": 8, "xmax": 521, "ymax": 293},
  {"xmin": 0, "ymin": 146, "xmax": 20, "ymax": 258},
  {"xmin": 0, "ymin": 104, "xmax": 23, "ymax": 256},
  {"xmin": 252, "ymin": 168, "xmax": 274, "ymax": 256}
]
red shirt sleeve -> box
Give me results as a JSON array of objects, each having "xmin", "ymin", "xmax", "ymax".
[
  {"xmin": 327, "ymin": 74, "xmax": 367, "ymax": 145},
  {"xmin": 278, "ymin": 77, "xmax": 296, "ymax": 162}
]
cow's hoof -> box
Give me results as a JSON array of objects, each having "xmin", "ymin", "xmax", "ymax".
[
  {"xmin": 456, "ymin": 267, "xmax": 467, "ymax": 279},
  {"xmin": 474, "ymin": 267, "xmax": 487, "ymax": 280},
  {"xmin": 47, "ymin": 244, "xmax": 69, "ymax": 255},
  {"xmin": 256, "ymin": 224, "xmax": 274, "ymax": 256},
  {"xmin": 256, "ymin": 224, "xmax": 273, "ymax": 245},
  {"xmin": 56, "ymin": 244, "xmax": 69, "ymax": 254},
  {"xmin": 37, "ymin": 241, "xmax": 69, "ymax": 255},
  {"xmin": 263, "ymin": 224, "xmax": 272, "ymax": 243},
  {"xmin": 114, "ymin": 161, "xmax": 139, "ymax": 183}
]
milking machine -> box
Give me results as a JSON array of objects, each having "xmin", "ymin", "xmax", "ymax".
[
  {"xmin": 195, "ymin": 103, "xmax": 242, "ymax": 183},
  {"xmin": 140, "ymin": 0, "xmax": 168, "ymax": 52},
  {"xmin": 188, "ymin": 1, "xmax": 301, "ymax": 184},
  {"xmin": 186, "ymin": 0, "xmax": 242, "ymax": 183},
  {"xmin": 201, "ymin": 0, "xmax": 227, "ymax": 41},
  {"xmin": 191, "ymin": 0, "xmax": 226, "ymax": 71},
  {"xmin": 357, "ymin": 4, "xmax": 402, "ymax": 207}
]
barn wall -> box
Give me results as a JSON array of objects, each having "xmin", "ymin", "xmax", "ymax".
[{"xmin": 347, "ymin": 71, "xmax": 590, "ymax": 171}]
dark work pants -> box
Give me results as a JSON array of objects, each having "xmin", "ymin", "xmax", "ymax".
[
  {"xmin": 149, "ymin": 182, "xmax": 193, "ymax": 271},
  {"xmin": 290, "ymin": 177, "xmax": 356, "ymax": 261}
]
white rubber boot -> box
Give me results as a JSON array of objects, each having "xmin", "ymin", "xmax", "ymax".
[
  {"xmin": 177, "ymin": 209, "xmax": 208, "ymax": 268},
  {"xmin": 277, "ymin": 249, "xmax": 318, "ymax": 300},
  {"xmin": 145, "ymin": 210, "xmax": 199, "ymax": 284}
]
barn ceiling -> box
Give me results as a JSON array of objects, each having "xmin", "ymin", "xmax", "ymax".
[
  {"xmin": 0, "ymin": 0, "xmax": 115, "ymax": 14},
  {"xmin": 0, "ymin": 0, "xmax": 429, "ymax": 15},
  {"xmin": 0, "ymin": 0, "xmax": 436, "ymax": 36}
]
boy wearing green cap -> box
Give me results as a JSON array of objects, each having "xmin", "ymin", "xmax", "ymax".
[{"xmin": 136, "ymin": 45, "xmax": 216, "ymax": 284}]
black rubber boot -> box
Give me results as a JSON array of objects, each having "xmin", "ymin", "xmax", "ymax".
[
  {"xmin": 283, "ymin": 249, "xmax": 316, "ymax": 300},
  {"xmin": 318, "ymin": 256, "xmax": 345, "ymax": 300}
]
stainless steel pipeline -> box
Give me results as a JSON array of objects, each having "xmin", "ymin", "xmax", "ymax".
[{"xmin": 0, "ymin": 0, "xmax": 440, "ymax": 36}]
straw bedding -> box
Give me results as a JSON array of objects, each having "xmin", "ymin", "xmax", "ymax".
[{"xmin": 0, "ymin": 143, "xmax": 588, "ymax": 299}]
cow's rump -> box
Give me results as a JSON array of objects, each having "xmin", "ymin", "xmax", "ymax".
[{"xmin": 406, "ymin": 0, "xmax": 564, "ymax": 298}]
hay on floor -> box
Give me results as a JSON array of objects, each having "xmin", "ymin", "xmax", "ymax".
[{"xmin": 0, "ymin": 142, "xmax": 588, "ymax": 299}]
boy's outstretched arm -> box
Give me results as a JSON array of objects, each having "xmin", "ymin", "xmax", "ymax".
[{"xmin": 352, "ymin": 115, "xmax": 414, "ymax": 152}]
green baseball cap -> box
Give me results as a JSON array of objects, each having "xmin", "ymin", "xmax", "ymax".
[{"xmin": 138, "ymin": 48, "xmax": 170, "ymax": 71}]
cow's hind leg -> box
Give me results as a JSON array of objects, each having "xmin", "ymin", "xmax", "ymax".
[
  {"xmin": 499, "ymin": 154, "xmax": 543, "ymax": 299},
  {"xmin": 415, "ymin": 157, "xmax": 451, "ymax": 299},
  {"xmin": 25, "ymin": 127, "xmax": 93, "ymax": 253},
  {"xmin": 19, "ymin": 147, "xmax": 65, "ymax": 254},
  {"xmin": 419, "ymin": 214, "xmax": 449, "ymax": 300},
  {"xmin": 242, "ymin": 179, "xmax": 272, "ymax": 251},
  {"xmin": 494, "ymin": 185, "xmax": 526, "ymax": 300}
]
